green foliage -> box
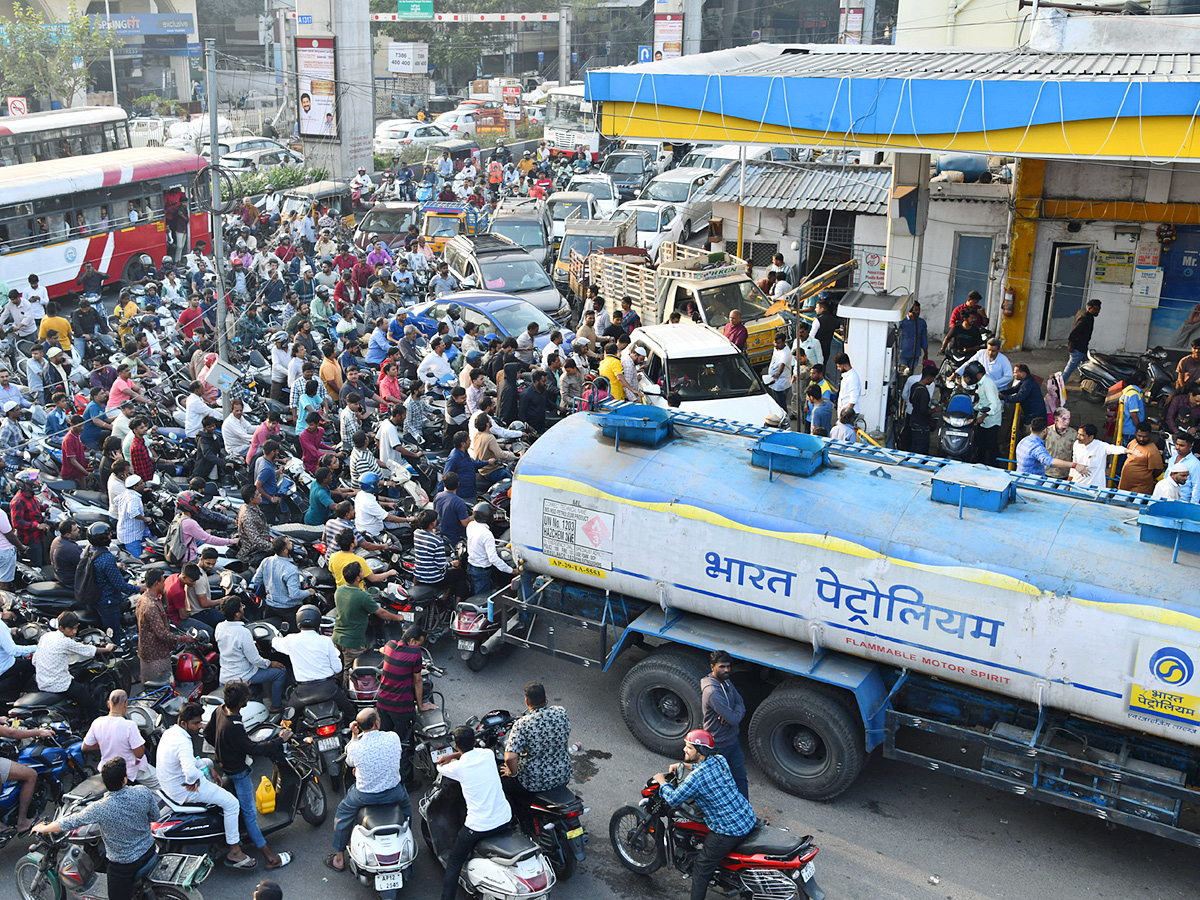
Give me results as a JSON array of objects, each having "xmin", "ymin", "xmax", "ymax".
[
  {"xmin": 221, "ymin": 166, "xmax": 331, "ymax": 201},
  {"xmin": 132, "ymin": 93, "xmax": 187, "ymax": 118},
  {"xmin": 0, "ymin": 3, "xmax": 120, "ymax": 107}
]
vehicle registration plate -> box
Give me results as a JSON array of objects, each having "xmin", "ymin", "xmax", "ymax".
[
  {"xmin": 317, "ymin": 736, "xmax": 340, "ymax": 752},
  {"xmin": 431, "ymin": 746, "xmax": 452, "ymax": 762},
  {"xmin": 801, "ymin": 861, "xmax": 815, "ymax": 882},
  {"xmin": 566, "ymin": 827, "xmax": 584, "ymax": 839},
  {"xmin": 457, "ymin": 639, "xmax": 475, "ymax": 651},
  {"xmin": 400, "ymin": 611, "xmax": 415, "ymax": 622},
  {"xmin": 375, "ymin": 871, "xmax": 404, "ymax": 890}
]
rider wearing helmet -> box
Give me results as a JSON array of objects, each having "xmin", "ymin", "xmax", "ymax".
[
  {"xmin": 80, "ymin": 522, "xmax": 138, "ymax": 643},
  {"xmin": 353, "ymin": 471, "xmax": 414, "ymax": 536},
  {"xmin": 958, "ymin": 356, "xmax": 1003, "ymax": 466},
  {"xmin": 653, "ymin": 728, "xmax": 757, "ymax": 900},
  {"xmin": 272, "ymin": 603, "xmax": 357, "ymax": 722},
  {"xmin": 464, "ymin": 502, "xmax": 513, "ymax": 596},
  {"xmin": 351, "ymin": 166, "xmax": 373, "ymax": 195}
]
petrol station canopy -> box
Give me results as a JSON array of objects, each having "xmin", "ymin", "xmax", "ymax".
[{"xmin": 584, "ymin": 43, "xmax": 1200, "ymax": 162}]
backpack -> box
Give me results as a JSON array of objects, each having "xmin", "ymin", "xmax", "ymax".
[
  {"xmin": 74, "ymin": 547, "xmax": 100, "ymax": 606},
  {"xmin": 164, "ymin": 514, "xmax": 187, "ymax": 566}
]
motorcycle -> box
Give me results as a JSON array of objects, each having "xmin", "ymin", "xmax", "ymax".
[
  {"xmin": 9, "ymin": 655, "xmax": 135, "ymax": 734},
  {"xmin": 419, "ymin": 773, "xmax": 555, "ymax": 900},
  {"xmin": 16, "ymin": 817, "xmax": 211, "ymax": 900},
  {"xmin": 151, "ymin": 723, "xmax": 327, "ymax": 851},
  {"xmin": 472, "ymin": 710, "xmax": 588, "ymax": 881},
  {"xmin": 609, "ymin": 772, "xmax": 825, "ymax": 900},
  {"xmin": 450, "ymin": 549, "xmax": 523, "ymax": 672},
  {"xmin": 1078, "ymin": 345, "xmax": 1176, "ymax": 411},
  {"xmin": 938, "ymin": 389, "xmax": 981, "ymax": 463},
  {"xmin": 283, "ymin": 679, "xmax": 348, "ymax": 780},
  {"xmin": 0, "ymin": 722, "xmax": 92, "ymax": 847}
]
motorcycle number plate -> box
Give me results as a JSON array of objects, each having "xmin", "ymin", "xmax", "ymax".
[
  {"xmin": 318, "ymin": 737, "xmax": 341, "ymax": 752},
  {"xmin": 431, "ymin": 746, "xmax": 452, "ymax": 762},
  {"xmin": 375, "ymin": 871, "xmax": 404, "ymax": 891},
  {"xmin": 457, "ymin": 639, "xmax": 475, "ymax": 651},
  {"xmin": 400, "ymin": 611, "xmax": 415, "ymax": 622},
  {"xmin": 801, "ymin": 861, "xmax": 815, "ymax": 882},
  {"xmin": 566, "ymin": 827, "xmax": 584, "ymax": 839}
]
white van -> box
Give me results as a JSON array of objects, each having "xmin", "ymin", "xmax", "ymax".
[
  {"xmin": 629, "ymin": 322, "xmax": 785, "ymax": 427},
  {"xmin": 679, "ymin": 144, "xmax": 790, "ymax": 171}
]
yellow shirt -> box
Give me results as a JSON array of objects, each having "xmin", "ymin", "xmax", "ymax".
[
  {"xmin": 329, "ymin": 551, "xmax": 373, "ymax": 588},
  {"xmin": 319, "ymin": 357, "xmax": 343, "ymax": 402},
  {"xmin": 598, "ymin": 355, "xmax": 624, "ymax": 401},
  {"xmin": 39, "ymin": 315, "xmax": 72, "ymax": 351},
  {"xmin": 118, "ymin": 300, "xmax": 139, "ymax": 339}
]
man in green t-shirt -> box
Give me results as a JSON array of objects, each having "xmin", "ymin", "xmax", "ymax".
[{"xmin": 332, "ymin": 560, "xmax": 406, "ymax": 674}]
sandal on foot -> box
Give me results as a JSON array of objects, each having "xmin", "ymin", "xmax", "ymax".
[
  {"xmin": 224, "ymin": 855, "xmax": 258, "ymax": 870},
  {"xmin": 324, "ymin": 853, "xmax": 345, "ymax": 873},
  {"xmin": 267, "ymin": 852, "xmax": 292, "ymax": 870}
]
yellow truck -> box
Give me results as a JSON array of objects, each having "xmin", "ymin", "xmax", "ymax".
[{"xmin": 589, "ymin": 241, "xmax": 786, "ymax": 366}]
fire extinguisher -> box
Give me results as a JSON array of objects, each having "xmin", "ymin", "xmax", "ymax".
[{"xmin": 1002, "ymin": 286, "xmax": 1015, "ymax": 317}]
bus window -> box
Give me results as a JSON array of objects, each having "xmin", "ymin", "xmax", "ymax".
[
  {"xmin": 84, "ymin": 125, "xmax": 105, "ymax": 154},
  {"xmin": 144, "ymin": 191, "xmax": 163, "ymax": 221}
]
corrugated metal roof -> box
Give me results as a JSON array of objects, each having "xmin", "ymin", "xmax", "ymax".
[
  {"xmin": 706, "ymin": 161, "xmax": 893, "ymax": 215},
  {"xmin": 604, "ymin": 43, "xmax": 1200, "ymax": 83}
]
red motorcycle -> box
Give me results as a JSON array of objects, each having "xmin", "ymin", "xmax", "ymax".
[{"xmin": 609, "ymin": 774, "xmax": 825, "ymax": 900}]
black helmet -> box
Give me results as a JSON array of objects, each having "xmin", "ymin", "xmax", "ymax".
[
  {"xmin": 963, "ymin": 361, "xmax": 985, "ymax": 382},
  {"xmin": 378, "ymin": 267, "xmax": 391, "ymax": 281},
  {"xmin": 447, "ymin": 303, "xmax": 461, "ymax": 318},
  {"xmin": 296, "ymin": 604, "xmax": 321, "ymax": 630},
  {"xmin": 372, "ymin": 286, "xmax": 384, "ymax": 298},
  {"xmin": 472, "ymin": 502, "xmax": 493, "ymax": 523},
  {"xmin": 87, "ymin": 522, "xmax": 113, "ymax": 546}
]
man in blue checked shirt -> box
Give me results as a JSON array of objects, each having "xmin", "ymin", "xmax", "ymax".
[{"xmin": 654, "ymin": 729, "xmax": 756, "ymax": 900}]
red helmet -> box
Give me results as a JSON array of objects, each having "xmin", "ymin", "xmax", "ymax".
[
  {"xmin": 684, "ymin": 729, "xmax": 715, "ymax": 750},
  {"xmin": 176, "ymin": 490, "xmax": 202, "ymax": 515},
  {"xmin": 175, "ymin": 651, "xmax": 203, "ymax": 683}
]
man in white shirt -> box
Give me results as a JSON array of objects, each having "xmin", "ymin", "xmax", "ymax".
[
  {"xmin": 82, "ymin": 689, "xmax": 159, "ymax": 789},
  {"xmin": 376, "ymin": 406, "xmax": 405, "ymax": 469},
  {"xmin": 834, "ymin": 353, "xmax": 861, "ymax": 416},
  {"xmin": 0, "ymin": 293, "xmax": 38, "ymax": 339},
  {"xmin": 327, "ymin": 708, "xmax": 409, "ymax": 873},
  {"xmin": 33, "ymin": 611, "xmax": 114, "ymax": 711},
  {"xmin": 222, "ymin": 401, "xmax": 254, "ymax": 460},
  {"xmin": 214, "ymin": 598, "xmax": 286, "ymax": 711},
  {"xmin": 273, "ymin": 604, "xmax": 356, "ymax": 722},
  {"xmin": 436, "ymin": 723, "xmax": 514, "ymax": 900},
  {"xmin": 956, "ymin": 338, "xmax": 1013, "ymax": 392},
  {"xmin": 1070, "ymin": 423, "xmax": 1127, "ymax": 489},
  {"xmin": 184, "ymin": 381, "xmax": 219, "ymax": 439},
  {"xmin": 353, "ymin": 474, "xmax": 410, "ymax": 535},
  {"xmin": 156, "ymin": 702, "xmax": 252, "ymax": 868},
  {"xmin": 468, "ymin": 397, "xmax": 522, "ymax": 444},
  {"xmin": 1153, "ymin": 462, "xmax": 1190, "ymax": 501},
  {"xmin": 24, "ymin": 275, "xmax": 49, "ymax": 317},
  {"xmin": 416, "ymin": 337, "xmax": 454, "ymax": 386},
  {"xmin": 466, "ymin": 505, "xmax": 513, "ymax": 596},
  {"xmin": 766, "ymin": 332, "xmax": 793, "ymax": 413}
]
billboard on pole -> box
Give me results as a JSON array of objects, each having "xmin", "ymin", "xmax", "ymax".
[
  {"xmin": 296, "ymin": 37, "xmax": 337, "ymax": 138},
  {"xmin": 387, "ymin": 42, "xmax": 428, "ymax": 73},
  {"xmin": 653, "ymin": 14, "xmax": 682, "ymax": 59}
]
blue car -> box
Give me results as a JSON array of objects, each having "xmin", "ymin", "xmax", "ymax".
[{"xmin": 408, "ymin": 291, "xmax": 577, "ymax": 354}]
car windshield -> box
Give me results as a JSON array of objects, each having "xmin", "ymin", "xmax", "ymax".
[
  {"xmin": 679, "ymin": 152, "xmax": 709, "ymax": 168},
  {"xmin": 550, "ymin": 201, "xmax": 590, "ymax": 221},
  {"xmin": 559, "ymin": 233, "xmax": 615, "ymax": 261},
  {"xmin": 281, "ymin": 197, "xmax": 313, "ymax": 217},
  {"xmin": 490, "ymin": 221, "xmax": 546, "ymax": 248},
  {"xmin": 667, "ymin": 354, "xmax": 764, "ymax": 401},
  {"xmin": 635, "ymin": 210, "xmax": 667, "ymax": 232},
  {"xmin": 603, "ymin": 156, "xmax": 646, "ymax": 175},
  {"xmin": 360, "ymin": 208, "xmax": 416, "ymax": 233},
  {"xmin": 479, "ymin": 257, "xmax": 554, "ymax": 293},
  {"xmin": 488, "ymin": 301, "xmax": 558, "ymax": 333},
  {"xmin": 573, "ymin": 181, "xmax": 613, "ymax": 201},
  {"xmin": 696, "ymin": 279, "xmax": 774, "ymax": 327},
  {"xmin": 644, "ymin": 181, "xmax": 690, "ymax": 203},
  {"xmin": 384, "ymin": 128, "xmax": 412, "ymax": 139},
  {"xmin": 701, "ymin": 156, "xmax": 737, "ymax": 171}
]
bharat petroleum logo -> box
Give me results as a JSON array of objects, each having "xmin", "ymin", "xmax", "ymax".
[{"xmin": 1149, "ymin": 647, "xmax": 1195, "ymax": 687}]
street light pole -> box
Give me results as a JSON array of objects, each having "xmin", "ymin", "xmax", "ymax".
[
  {"xmin": 103, "ymin": 0, "xmax": 118, "ymax": 105},
  {"xmin": 205, "ymin": 38, "xmax": 232, "ymax": 416}
]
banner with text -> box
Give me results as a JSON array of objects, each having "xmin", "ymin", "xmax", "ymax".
[{"xmin": 296, "ymin": 37, "xmax": 337, "ymax": 139}]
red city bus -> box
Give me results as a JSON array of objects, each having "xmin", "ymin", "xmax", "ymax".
[{"xmin": 0, "ymin": 147, "xmax": 211, "ymax": 299}]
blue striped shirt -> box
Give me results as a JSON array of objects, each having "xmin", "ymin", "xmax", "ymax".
[{"xmin": 413, "ymin": 529, "xmax": 450, "ymax": 584}]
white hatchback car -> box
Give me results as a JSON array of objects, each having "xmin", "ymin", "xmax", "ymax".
[
  {"xmin": 375, "ymin": 121, "xmax": 451, "ymax": 154},
  {"xmin": 639, "ymin": 166, "xmax": 715, "ymax": 237},
  {"xmin": 434, "ymin": 110, "xmax": 476, "ymax": 139},
  {"xmin": 613, "ymin": 200, "xmax": 684, "ymax": 262}
]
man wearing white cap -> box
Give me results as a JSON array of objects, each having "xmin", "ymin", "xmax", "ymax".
[
  {"xmin": 115, "ymin": 475, "xmax": 150, "ymax": 559},
  {"xmin": 1152, "ymin": 463, "xmax": 1191, "ymax": 501},
  {"xmin": 44, "ymin": 347, "xmax": 70, "ymax": 398},
  {"xmin": 0, "ymin": 401, "xmax": 22, "ymax": 473}
]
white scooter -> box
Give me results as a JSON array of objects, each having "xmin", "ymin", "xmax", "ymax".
[{"xmin": 344, "ymin": 794, "xmax": 418, "ymax": 900}]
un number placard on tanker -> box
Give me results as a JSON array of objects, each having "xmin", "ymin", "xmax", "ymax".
[{"xmin": 541, "ymin": 500, "xmax": 614, "ymax": 570}]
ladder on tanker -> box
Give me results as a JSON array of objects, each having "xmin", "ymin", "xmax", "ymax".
[{"xmin": 598, "ymin": 401, "xmax": 1156, "ymax": 511}]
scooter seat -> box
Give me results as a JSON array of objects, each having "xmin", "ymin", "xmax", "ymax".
[
  {"xmin": 11, "ymin": 691, "xmax": 67, "ymax": 710},
  {"xmin": 134, "ymin": 851, "xmax": 161, "ymax": 883},
  {"xmin": 407, "ymin": 582, "xmax": 442, "ymax": 603},
  {"xmin": 474, "ymin": 828, "xmax": 538, "ymax": 864},
  {"xmin": 69, "ymin": 490, "xmax": 109, "ymax": 506},
  {"xmin": 289, "ymin": 679, "xmax": 339, "ymax": 706},
  {"xmin": 25, "ymin": 581, "xmax": 75, "ymax": 599},
  {"xmin": 529, "ymin": 785, "xmax": 583, "ymax": 815},
  {"xmin": 157, "ymin": 791, "xmax": 210, "ymax": 814},
  {"xmin": 274, "ymin": 523, "xmax": 324, "ymax": 543},
  {"xmin": 67, "ymin": 774, "xmax": 108, "ymax": 802},
  {"xmin": 357, "ymin": 803, "xmax": 406, "ymax": 831},
  {"xmin": 42, "ymin": 478, "xmax": 77, "ymax": 492},
  {"xmin": 736, "ymin": 823, "xmax": 807, "ymax": 857}
]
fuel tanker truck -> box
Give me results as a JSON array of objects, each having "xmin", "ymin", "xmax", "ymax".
[{"xmin": 497, "ymin": 403, "xmax": 1200, "ymax": 846}]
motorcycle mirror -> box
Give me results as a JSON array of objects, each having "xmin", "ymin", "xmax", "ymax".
[
  {"xmin": 49, "ymin": 617, "xmax": 58, "ymax": 630},
  {"xmin": 283, "ymin": 706, "xmax": 296, "ymax": 720}
]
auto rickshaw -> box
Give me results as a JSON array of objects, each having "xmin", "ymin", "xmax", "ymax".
[
  {"xmin": 280, "ymin": 179, "xmax": 356, "ymax": 230},
  {"xmin": 421, "ymin": 138, "xmax": 481, "ymax": 175},
  {"xmin": 420, "ymin": 201, "xmax": 489, "ymax": 254}
]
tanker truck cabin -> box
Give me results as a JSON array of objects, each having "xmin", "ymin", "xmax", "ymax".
[{"xmin": 507, "ymin": 405, "xmax": 1200, "ymax": 843}]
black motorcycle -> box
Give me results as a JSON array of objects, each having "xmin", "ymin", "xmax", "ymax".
[
  {"xmin": 938, "ymin": 389, "xmax": 981, "ymax": 462},
  {"xmin": 1078, "ymin": 345, "xmax": 1176, "ymax": 410},
  {"xmin": 283, "ymin": 681, "xmax": 348, "ymax": 781}
]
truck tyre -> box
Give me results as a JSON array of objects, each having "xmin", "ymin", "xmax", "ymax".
[
  {"xmin": 619, "ymin": 649, "xmax": 708, "ymax": 757},
  {"xmin": 748, "ymin": 683, "xmax": 864, "ymax": 801}
]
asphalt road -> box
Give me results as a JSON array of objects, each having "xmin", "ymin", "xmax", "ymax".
[{"xmin": 5, "ymin": 640, "xmax": 1197, "ymax": 900}]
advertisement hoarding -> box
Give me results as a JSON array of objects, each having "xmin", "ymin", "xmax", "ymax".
[
  {"xmin": 387, "ymin": 42, "xmax": 428, "ymax": 74},
  {"xmin": 653, "ymin": 14, "xmax": 682, "ymax": 59},
  {"xmin": 296, "ymin": 37, "xmax": 337, "ymax": 138}
]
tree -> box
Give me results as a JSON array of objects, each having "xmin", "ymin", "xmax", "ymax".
[{"xmin": 0, "ymin": 2, "xmax": 120, "ymax": 108}]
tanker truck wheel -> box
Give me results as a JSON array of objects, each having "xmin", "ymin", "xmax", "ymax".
[
  {"xmin": 619, "ymin": 649, "xmax": 708, "ymax": 757},
  {"xmin": 748, "ymin": 683, "xmax": 864, "ymax": 801}
]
